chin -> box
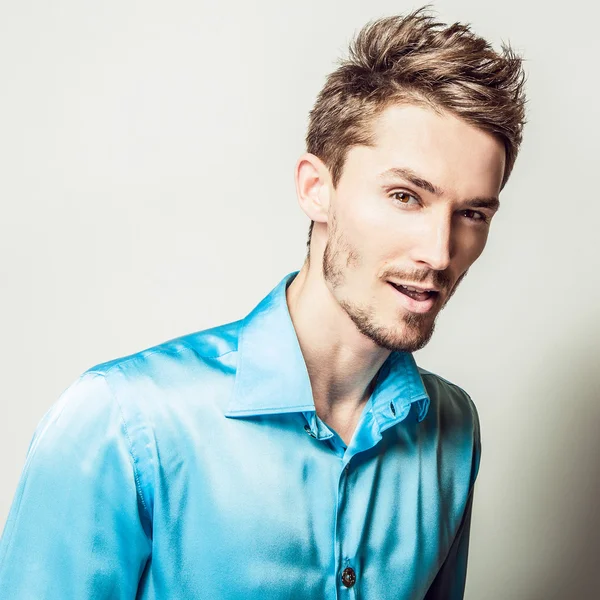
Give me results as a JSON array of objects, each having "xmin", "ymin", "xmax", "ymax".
[
  {"xmin": 343, "ymin": 298, "xmax": 437, "ymax": 353},
  {"xmin": 383, "ymin": 322, "xmax": 436, "ymax": 353}
]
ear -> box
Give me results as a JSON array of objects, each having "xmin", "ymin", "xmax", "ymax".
[{"xmin": 294, "ymin": 153, "xmax": 331, "ymax": 224}]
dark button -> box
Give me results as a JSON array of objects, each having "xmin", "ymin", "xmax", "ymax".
[
  {"xmin": 341, "ymin": 566, "xmax": 356, "ymax": 588},
  {"xmin": 390, "ymin": 401, "xmax": 396, "ymax": 416}
]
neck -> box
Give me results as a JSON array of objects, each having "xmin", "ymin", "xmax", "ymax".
[{"xmin": 286, "ymin": 261, "xmax": 391, "ymax": 444}]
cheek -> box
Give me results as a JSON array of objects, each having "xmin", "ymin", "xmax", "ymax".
[
  {"xmin": 343, "ymin": 195, "xmax": 403, "ymax": 241},
  {"xmin": 352, "ymin": 216, "xmax": 413, "ymax": 263},
  {"xmin": 333, "ymin": 201, "xmax": 391, "ymax": 256},
  {"xmin": 342, "ymin": 199, "xmax": 380, "ymax": 234},
  {"xmin": 455, "ymin": 227, "xmax": 489, "ymax": 268}
]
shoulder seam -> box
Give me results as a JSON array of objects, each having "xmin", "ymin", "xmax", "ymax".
[
  {"xmin": 87, "ymin": 345, "xmax": 237, "ymax": 377},
  {"xmin": 88, "ymin": 371, "xmax": 153, "ymax": 527}
]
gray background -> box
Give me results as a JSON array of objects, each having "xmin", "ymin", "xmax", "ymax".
[{"xmin": 1, "ymin": 1, "xmax": 599, "ymax": 598}]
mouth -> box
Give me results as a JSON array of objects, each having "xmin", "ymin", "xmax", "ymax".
[{"xmin": 387, "ymin": 281, "xmax": 439, "ymax": 313}]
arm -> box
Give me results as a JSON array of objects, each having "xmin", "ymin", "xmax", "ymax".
[
  {"xmin": 425, "ymin": 388, "xmax": 481, "ymax": 600},
  {"xmin": 0, "ymin": 372, "xmax": 152, "ymax": 598},
  {"xmin": 423, "ymin": 485, "xmax": 475, "ymax": 600}
]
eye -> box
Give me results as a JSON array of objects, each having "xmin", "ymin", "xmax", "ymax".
[
  {"xmin": 390, "ymin": 190, "xmax": 419, "ymax": 206},
  {"xmin": 461, "ymin": 209, "xmax": 490, "ymax": 224}
]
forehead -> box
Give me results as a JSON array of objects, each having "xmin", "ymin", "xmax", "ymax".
[{"xmin": 346, "ymin": 102, "xmax": 505, "ymax": 196}]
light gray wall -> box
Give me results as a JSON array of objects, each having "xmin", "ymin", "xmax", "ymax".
[{"xmin": 1, "ymin": 1, "xmax": 598, "ymax": 597}]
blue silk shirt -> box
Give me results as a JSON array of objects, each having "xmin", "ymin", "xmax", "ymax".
[{"xmin": 0, "ymin": 270, "xmax": 481, "ymax": 599}]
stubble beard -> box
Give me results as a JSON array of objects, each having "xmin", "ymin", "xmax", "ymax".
[{"xmin": 321, "ymin": 214, "xmax": 440, "ymax": 354}]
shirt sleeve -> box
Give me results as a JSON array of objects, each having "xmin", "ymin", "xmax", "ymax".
[
  {"xmin": 424, "ymin": 391, "xmax": 481, "ymax": 600},
  {"xmin": 0, "ymin": 371, "xmax": 152, "ymax": 599},
  {"xmin": 423, "ymin": 484, "xmax": 475, "ymax": 600}
]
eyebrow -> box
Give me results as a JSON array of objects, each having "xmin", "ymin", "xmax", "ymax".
[{"xmin": 378, "ymin": 166, "xmax": 501, "ymax": 212}]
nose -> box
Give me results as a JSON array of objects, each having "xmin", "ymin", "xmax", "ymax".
[{"xmin": 411, "ymin": 210, "xmax": 453, "ymax": 271}]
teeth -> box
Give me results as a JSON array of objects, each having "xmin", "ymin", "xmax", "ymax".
[{"xmin": 401, "ymin": 285, "xmax": 428, "ymax": 293}]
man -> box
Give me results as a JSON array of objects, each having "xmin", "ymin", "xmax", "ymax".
[{"xmin": 0, "ymin": 7, "xmax": 526, "ymax": 599}]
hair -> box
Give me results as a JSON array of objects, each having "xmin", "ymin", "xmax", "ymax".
[{"xmin": 304, "ymin": 5, "xmax": 527, "ymax": 257}]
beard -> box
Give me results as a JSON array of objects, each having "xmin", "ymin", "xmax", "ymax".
[{"xmin": 322, "ymin": 213, "xmax": 466, "ymax": 353}]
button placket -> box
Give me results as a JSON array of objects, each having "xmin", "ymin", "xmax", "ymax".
[{"xmin": 335, "ymin": 461, "xmax": 359, "ymax": 596}]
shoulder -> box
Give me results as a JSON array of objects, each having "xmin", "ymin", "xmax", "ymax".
[
  {"xmin": 33, "ymin": 319, "xmax": 245, "ymax": 518},
  {"xmin": 40, "ymin": 318, "xmax": 244, "ymax": 461},
  {"xmin": 85, "ymin": 318, "xmax": 242, "ymax": 382},
  {"xmin": 73, "ymin": 317, "xmax": 244, "ymax": 425},
  {"xmin": 30, "ymin": 371, "xmax": 121, "ymax": 455},
  {"xmin": 418, "ymin": 367, "xmax": 479, "ymax": 430},
  {"xmin": 417, "ymin": 366, "xmax": 482, "ymax": 484}
]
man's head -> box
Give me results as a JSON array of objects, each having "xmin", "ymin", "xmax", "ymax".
[{"xmin": 294, "ymin": 7, "xmax": 526, "ymax": 353}]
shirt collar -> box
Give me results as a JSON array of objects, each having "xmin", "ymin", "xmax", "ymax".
[{"xmin": 225, "ymin": 271, "xmax": 430, "ymax": 424}]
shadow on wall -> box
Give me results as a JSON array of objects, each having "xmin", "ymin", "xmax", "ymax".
[{"xmin": 520, "ymin": 315, "xmax": 599, "ymax": 600}]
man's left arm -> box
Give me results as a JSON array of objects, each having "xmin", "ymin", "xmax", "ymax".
[
  {"xmin": 424, "ymin": 386, "xmax": 481, "ymax": 600},
  {"xmin": 423, "ymin": 484, "xmax": 476, "ymax": 600}
]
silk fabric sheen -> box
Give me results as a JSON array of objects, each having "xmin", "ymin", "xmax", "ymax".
[{"xmin": 0, "ymin": 271, "xmax": 480, "ymax": 599}]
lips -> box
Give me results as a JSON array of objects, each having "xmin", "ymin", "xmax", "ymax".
[
  {"xmin": 388, "ymin": 281, "xmax": 439, "ymax": 313},
  {"xmin": 389, "ymin": 282, "xmax": 437, "ymax": 300},
  {"xmin": 392, "ymin": 284, "xmax": 433, "ymax": 301}
]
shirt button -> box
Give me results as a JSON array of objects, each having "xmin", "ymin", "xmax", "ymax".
[{"xmin": 341, "ymin": 566, "xmax": 356, "ymax": 588}]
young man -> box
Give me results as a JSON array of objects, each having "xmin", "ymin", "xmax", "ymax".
[{"xmin": 0, "ymin": 8, "xmax": 526, "ymax": 599}]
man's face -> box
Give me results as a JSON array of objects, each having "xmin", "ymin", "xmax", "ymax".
[{"xmin": 322, "ymin": 102, "xmax": 505, "ymax": 353}]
